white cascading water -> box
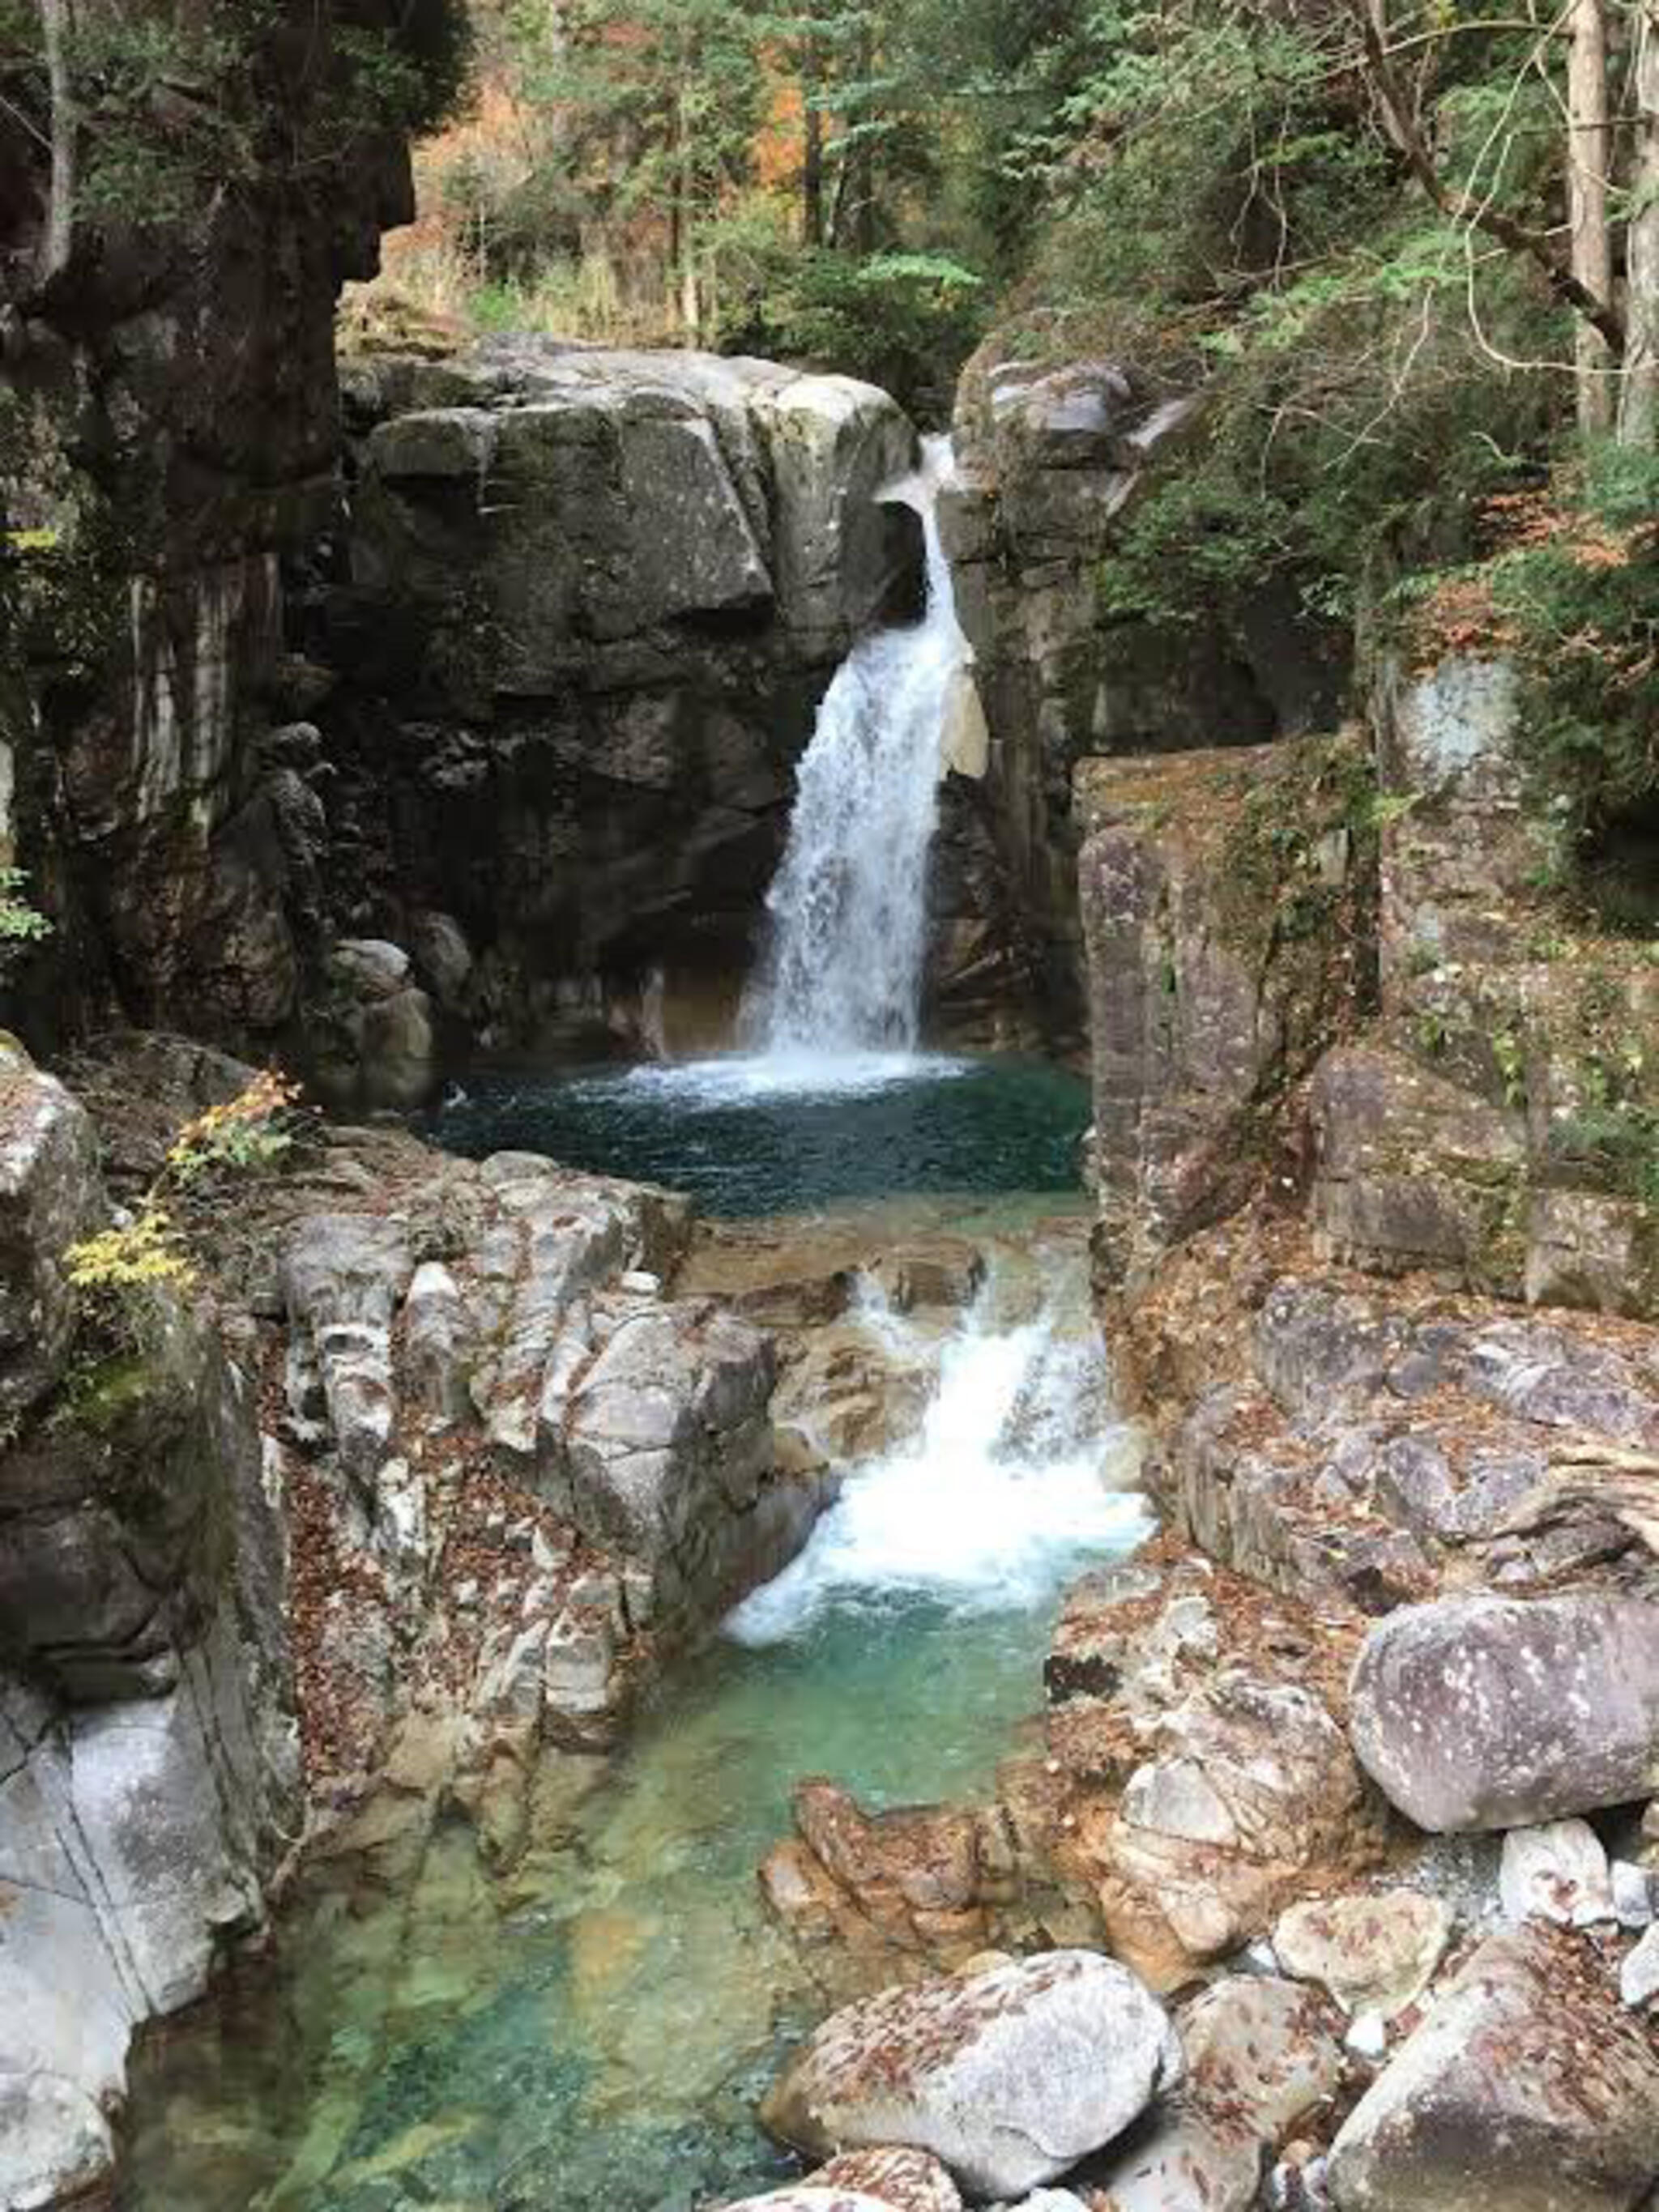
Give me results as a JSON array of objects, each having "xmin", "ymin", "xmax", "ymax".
[
  {"xmin": 727, "ymin": 1268, "xmax": 1149, "ymax": 1646},
  {"xmin": 744, "ymin": 436, "xmax": 968, "ymax": 1059}
]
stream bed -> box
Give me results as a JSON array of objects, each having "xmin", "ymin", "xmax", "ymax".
[{"xmin": 122, "ymin": 1056, "xmax": 1147, "ymax": 2212}]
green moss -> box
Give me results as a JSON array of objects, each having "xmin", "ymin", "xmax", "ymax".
[
  {"xmin": 1214, "ymin": 734, "xmax": 1378, "ymax": 974},
  {"xmin": 59, "ymin": 1352, "xmax": 159, "ymax": 1438}
]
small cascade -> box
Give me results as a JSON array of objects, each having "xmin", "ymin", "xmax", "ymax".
[
  {"xmin": 727, "ymin": 1264, "xmax": 1147, "ymax": 1645},
  {"xmin": 744, "ymin": 436, "xmax": 969, "ymax": 1059}
]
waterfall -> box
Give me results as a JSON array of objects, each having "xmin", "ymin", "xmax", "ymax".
[
  {"xmin": 744, "ymin": 436, "xmax": 967, "ymax": 1059},
  {"xmin": 725, "ymin": 1267, "xmax": 1149, "ymax": 1645}
]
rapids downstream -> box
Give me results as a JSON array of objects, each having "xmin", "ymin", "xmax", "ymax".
[{"xmin": 118, "ymin": 444, "xmax": 1149, "ymax": 2212}]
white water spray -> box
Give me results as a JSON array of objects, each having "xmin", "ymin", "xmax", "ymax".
[
  {"xmin": 727, "ymin": 1270, "xmax": 1149, "ymax": 1645},
  {"xmin": 744, "ymin": 437, "xmax": 968, "ymax": 1059}
]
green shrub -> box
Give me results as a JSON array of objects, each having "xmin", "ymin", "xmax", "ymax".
[
  {"xmin": 0, "ymin": 868, "xmax": 51, "ymax": 944},
  {"xmin": 720, "ymin": 248, "xmax": 989, "ymax": 424},
  {"xmin": 1477, "ymin": 445, "xmax": 1659, "ymax": 917}
]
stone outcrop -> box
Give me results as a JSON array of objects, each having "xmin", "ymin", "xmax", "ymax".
[
  {"xmin": 761, "ymin": 1950, "xmax": 1182, "ymax": 2198},
  {"xmin": 0, "ymin": 1057, "xmax": 299, "ymax": 2210},
  {"xmin": 1077, "ymin": 738, "xmax": 1372, "ymax": 1289},
  {"xmin": 1077, "ymin": 635, "xmax": 1659, "ymax": 1323},
  {"xmin": 1092, "ymin": 1669, "xmax": 1376, "ymax": 1988},
  {"xmin": 1038, "ymin": 1560, "xmax": 1382, "ymax": 1990},
  {"xmin": 937, "ymin": 347, "xmax": 1348, "ymax": 1051},
  {"xmin": 0, "ymin": 1030, "xmax": 861, "ymax": 2204},
  {"xmin": 298, "ymin": 341, "xmax": 921, "ymax": 1060},
  {"xmin": 265, "ymin": 1128, "xmax": 831, "ymax": 1808},
  {"xmin": 1111, "ymin": 1234, "xmax": 1659, "ymax": 1617},
  {"xmin": 1311, "ymin": 650, "xmax": 1659, "ymax": 1317}
]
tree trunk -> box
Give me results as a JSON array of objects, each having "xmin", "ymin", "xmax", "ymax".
[
  {"xmin": 677, "ymin": 81, "xmax": 700, "ymax": 345},
  {"xmin": 1568, "ymin": 0, "xmax": 1614, "ymax": 437},
  {"xmin": 38, "ymin": 0, "xmax": 75, "ymax": 284},
  {"xmin": 1622, "ymin": 3, "xmax": 1659, "ymax": 445},
  {"xmin": 803, "ymin": 28, "xmax": 825, "ymax": 248},
  {"xmin": 1366, "ymin": 0, "xmax": 1411, "ymax": 153},
  {"xmin": 853, "ymin": 18, "xmax": 876, "ymax": 255}
]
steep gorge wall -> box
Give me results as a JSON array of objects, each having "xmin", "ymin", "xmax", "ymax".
[
  {"xmin": 1, "ymin": 2, "xmax": 437, "ymax": 1054},
  {"xmin": 299, "ymin": 340, "xmax": 921, "ymax": 1069},
  {"xmin": 938, "ymin": 347, "xmax": 1349, "ymax": 1053}
]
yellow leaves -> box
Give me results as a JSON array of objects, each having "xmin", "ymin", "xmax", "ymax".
[
  {"xmin": 66, "ymin": 1207, "xmax": 196, "ymax": 1294},
  {"xmin": 165, "ymin": 1071, "xmax": 300, "ymax": 1183},
  {"xmin": 64, "ymin": 1070, "xmax": 301, "ymax": 1320}
]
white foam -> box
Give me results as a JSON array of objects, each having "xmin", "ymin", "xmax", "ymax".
[
  {"xmin": 569, "ymin": 1051, "xmax": 973, "ymax": 1109},
  {"xmin": 727, "ymin": 1283, "xmax": 1150, "ymax": 1646}
]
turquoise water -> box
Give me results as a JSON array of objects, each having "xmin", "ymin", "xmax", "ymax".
[
  {"xmin": 121, "ymin": 1076, "xmax": 1141, "ymax": 2212},
  {"xmin": 428, "ymin": 1054, "xmax": 1092, "ymax": 1217},
  {"xmin": 121, "ymin": 1599, "xmax": 1090, "ymax": 2212}
]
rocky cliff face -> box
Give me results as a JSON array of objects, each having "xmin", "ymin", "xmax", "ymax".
[
  {"xmin": 0, "ymin": 1054, "xmax": 299, "ymax": 2211},
  {"xmin": 2, "ymin": 2, "xmax": 434, "ymax": 1056},
  {"xmin": 296, "ymin": 342, "xmax": 920, "ymax": 1071},
  {"xmin": 938, "ymin": 350, "xmax": 1348, "ymax": 1052}
]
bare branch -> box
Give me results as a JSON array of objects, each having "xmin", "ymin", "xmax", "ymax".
[{"xmin": 1348, "ymin": 0, "xmax": 1626, "ymax": 354}]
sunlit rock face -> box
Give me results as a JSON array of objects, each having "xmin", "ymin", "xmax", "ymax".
[{"xmin": 0, "ymin": 1056, "xmax": 299, "ymax": 2212}]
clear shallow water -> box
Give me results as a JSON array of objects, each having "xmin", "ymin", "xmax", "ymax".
[
  {"xmin": 122, "ymin": 1602, "xmax": 1092, "ymax": 2212},
  {"xmin": 428, "ymin": 1052, "xmax": 1092, "ymax": 1218},
  {"xmin": 122, "ymin": 1255, "xmax": 1147, "ymax": 2212}
]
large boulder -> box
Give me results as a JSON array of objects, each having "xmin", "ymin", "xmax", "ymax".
[
  {"xmin": 1327, "ymin": 1925, "xmax": 1659, "ymax": 2211},
  {"xmin": 1350, "ymin": 1592, "xmax": 1659, "ymax": 1832},
  {"xmin": 309, "ymin": 938, "xmax": 438, "ymax": 1112},
  {"xmin": 761, "ymin": 1950, "xmax": 1181, "ymax": 2198},
  {"xmin": 351, "ymin": 347, "xmax": 919, "ymax": 677}
]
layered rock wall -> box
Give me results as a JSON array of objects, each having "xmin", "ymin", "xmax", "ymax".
[
  {"xmin": 2, "ymin": 2, "xmax": 432, "ymax": 1054},
  {"xmin": 938, "ymin": 351, "xmax": 1348, "ymax": 1050},
  {"xmin": 0, "ymin": 1057, "xmax": 300, "ymax": 2210}
]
